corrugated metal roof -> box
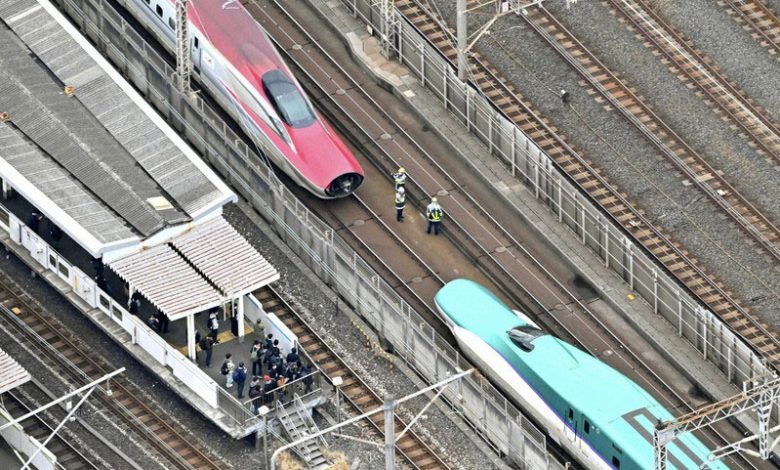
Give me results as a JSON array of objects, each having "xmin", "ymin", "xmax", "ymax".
[
  {"xmin": 0, "ymin": 0, "xmax": 233, "ymax": 247},
  {"xmin": 109, "ymin": 244, "xmax": 222, "ymax": 321},
  {"xmin": 0, "ymin": 125, "xmax": 137, "ymax": 244},
  {"xmin": 0, "ymin": 0, "xmax": 225, "ymax": 217},
  {"xmin": 172, "ymin": 217, "xmax": 280, "ymax": 296},
  {"xmin": 0, "ymin": 347, "xmax": 31, "ymax": 394},
  {"xmin": 0, "ymin": 25, "xmax": 179, "ymax": 236}
]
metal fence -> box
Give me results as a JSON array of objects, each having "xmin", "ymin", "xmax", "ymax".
[
  {"xmin": 50, "ymin": 0, "xmax": 767, "ymax": 466},
  {"xmin": 340, "ymin": 0, "xmax": 770, "ymax": 387},
  {"xmin": 55, "ymin": 0, "xmax": 557, "ymax": 466}
]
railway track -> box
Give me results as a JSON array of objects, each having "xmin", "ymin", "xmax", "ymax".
[
  {"xmin": 607, "ymin": 0, "xmax": 780, "ymax": 166},
  {"xmin": 393, "ymin": 0, "xmax": 780, "ymax": 369},
  {"xmin": 0, "ymin": 271, "xmax": 227, "ymax": 470},
  {"xmin": 253, "ymin": 286, "xmax": 451, "ymax": 470},
  {"xmin": 307, "ymin": 190, "xmax": 446, "ymax": 323},
  {"xmin": 247, "ymin": 1, "xmax": 765, "ymax": 467},
  {"xmin": 1, "ymin": 384, "xmax": 100, "ymax": 470},
  {"xmin": 523, "ymin": 4, "xmax": 780, "ymax": 262},
  {"xmin": 722, "ymin": 0, "xmax": 780, "ymax": 58}
]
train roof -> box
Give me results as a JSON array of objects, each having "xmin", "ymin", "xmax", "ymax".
[
  {"xmin": 0, "ymin": 0, "xmax": 234, "ymax": 257},
  {"xmin": 436, "ymin": 279, "xmax": 727, "ymax": 469},
  {"xmin": 186, "ymin": 0, "xmax": 283, "ymax": 76}
]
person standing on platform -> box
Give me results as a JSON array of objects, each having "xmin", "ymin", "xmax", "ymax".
[
  {"xmin": 222, "ymin": 353, "xmax": 235, "ymax": 388},
  {"xmin": 391, "ymin": 167, "xmax": 407, "ymax": 191},
  {"xmin": 250, "ymin": 340, "xmax": 263, "ymax": 376},
  {"xmin": 248, "ymin": 377, "xmax": 262, "ymax": 415},
  {"xmin": 128, "ymin": 297, "xmax": 140, "ymax": 316},
  {"xmin": 147, "ymin": 313, "xmax": 161, "ymax": 332},
  {"xmin": 301, "ymin": 363, "xmax": 314, "ymax": 394},
  {"xmin": 208, "ymin": 311, "xmax": 219, "ymax": 344},
  {"xmin": 199, "ymin": 335, "xmax": 214, "ymax": 368},
  {"xmin": 159, "ymin": 311, "xmax": 170, "ymax": 334},
  {"xmin": 395, "ymin": 187, "xmax": 406, "ymax": 222},
  {"xmin": 263, "ymin": 333, "xmax": 274, "ymax": 351},
  {"xmin": 286, "ymin": 347, "xmax": 299, "ymax": 366},
  {"xmin": 234, "ymin": 362, "xmax": 247, "ymax": 399},
  {"xmin": 262, "ymin": 375, "xmax": 275, "ymax": 406},
  {"xmin": 426, "ymin": 197, "xmax": 443, "ymax": 236},
  {"xmin": 27, "ymin": 211, "xmax": 42, "ymax": 234}
]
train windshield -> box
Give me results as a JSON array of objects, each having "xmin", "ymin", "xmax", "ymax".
[
  {"xmin": 507, "ymin": 325, "xmax": 544, "ymax": 352},
  {"xmin": 262, "ymin": 70, "xmax": 316, "ymax": 128}
]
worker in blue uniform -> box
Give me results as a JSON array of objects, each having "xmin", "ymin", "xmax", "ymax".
[
  {"xmin": 426, "ymin": 197, "xmax": 443, "ymax": 235},
  {"xmin": 395, "ymin": 187, "xmax": 406, "ymax": 222},
  {"xmin": 391, "ymin": 167, "xmax": 407, "ymax": 190}
]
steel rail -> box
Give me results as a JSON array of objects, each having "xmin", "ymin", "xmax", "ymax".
[
  {"xmin": 723, "ymin": 0, "xmax": 780, "ymax": 58},
  {"xmin": 257, "ymin": 286, "xmax": 453, "ymax": 470},
  {"xmin": 527, "ymin": 4, "xmax": 780, "ymax": 263},
  {"xmin": 0, "ymin": 272, "xmax": 226, "ymax": 470},
  {"xmin": 1, "ymin": 386, "xmax": 101, "ymax": 470},
  {"xmin": 611, "ymin": 0, "xmax": 780, "ymax": 169},
  {"xmin": 394, "ymin": 0, "xmax": 780, "ymax": 369},
  {"xmin": 252, "ymin": 1, "xmax": 760, "ymax": 468}
]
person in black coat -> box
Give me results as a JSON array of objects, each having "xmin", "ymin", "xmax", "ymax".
[
  {"xmin": 27, "ymin": 211, "xmax": 42, "ymax": 234},
  {"xmin": 286, "ymin": 347, "xmax": 299, "ymax": 365},
  {"xmin": 263, "ymin": 334, "xmax": 274, "ymax": 351},
  {"xmin": 301, "ymin": 364, "xmax": 314, "ymax": 394},
  {"xmin": 262, "ymin": 376, "xmax": 275, "ymax": 405},
  {"xmin": 158, "ymin": 311, "xmax": 170, "ymax": 334}
]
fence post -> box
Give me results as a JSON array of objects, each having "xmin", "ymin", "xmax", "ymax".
[
  {"xmin": 511, "ymin": 128, "xmax": 517, "ymax": 177},
  {"xmin": 419, "ymin": 42, "xmax": 426, "ymax": 87},
  {"xmin": 443, "ymin": 65, "xmax": 449, "ymax": 110},
  {"xmin": 626, "ymin": 238, "xmax": 634, "ymax": 290},
  {"xmin": 653, "ymin": 270, "xmax": 658, "ymax": 313}
]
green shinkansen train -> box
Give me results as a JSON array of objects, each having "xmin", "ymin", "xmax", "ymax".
[{"xmin": 435, "ymin": 279, "xmax": 728, "ymax": 470}]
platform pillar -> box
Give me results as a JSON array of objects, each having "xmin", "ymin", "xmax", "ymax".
[
  {"xmin": 187, "ymin": 313, "xmax": 196, "ymax": 361},
  {"xmin": 237, "ymin": 296, "xmax": 245, "ymax": 343}
]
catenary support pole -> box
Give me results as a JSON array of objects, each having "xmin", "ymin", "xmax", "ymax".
[
  {"xmin": 385, "ymin": 402, "xmax": 396, "ymax": 470},
  {"xmin": 457, "ymin": 0, "xmax": 468, "ymax": 80}
]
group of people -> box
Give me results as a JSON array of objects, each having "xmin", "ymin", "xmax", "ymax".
[
  {"xmin": 218, "ymin": 333, "xmax": 315, "ymax": 414},
  {"xmin": 391, "ymin": 167, "xmax": 444, "ymax": 235}
]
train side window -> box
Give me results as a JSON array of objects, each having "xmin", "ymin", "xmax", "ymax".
[
  {"xmin": 155, "ymin": 4, "xmax": 163, "ymax": 17},
  {"xmin": 168, "ymin": 17, "xmax": 174, "ymax": 29},
  {"xmin": 612, "ymin": 456, "xmax": 620, "ymax": 468},
  {"xmin": 193, "ymin": 37, "xmax": 199, "ymax": 49},
  {"xmin": 583, "ymin": 420, "xmax": 590, "ymax": 434},
  {"xmin": 143, "ymin": 0, "xmax": 150, "ymax": 4},
  {"xmin": 567, "ymin": 408, "xmax": 574, "ymax": 421}
]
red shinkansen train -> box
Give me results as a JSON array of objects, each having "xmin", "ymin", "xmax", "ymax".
[{"xmin": 123, "ymin": 0, "xmax": 364, "ymax": 198}]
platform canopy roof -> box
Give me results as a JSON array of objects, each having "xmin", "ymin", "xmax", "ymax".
[
  {"xmin": 108, "ymin": 216, "xmax": 279, "ymax": 321},
  {"xmin": 170, "ymin": 216, "xmax": 279, "ymax": 298},
  {"xmin": 0, "ymin": 348, "xmax": 31, "ymax": 394},
  {"xmin": 109, "ymin": 243, "xmax": 223, "ymax": 320}
]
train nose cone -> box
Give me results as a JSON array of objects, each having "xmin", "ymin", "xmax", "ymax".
[{"xmin": 326, "ymin": 173, "xmax": 363, "ymax": 198}]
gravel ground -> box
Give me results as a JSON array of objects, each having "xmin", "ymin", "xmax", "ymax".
[
  {"xmin": 0, "ymin": 201, "xmax": 502, "ymax": 469},
  {"xmin": 769, "ymin": 0, "xmax": 780, "ymax": 16},
  {"xmin": 637, "ymin": 0, "xmax": 780, "ymax": 125},
  {"xmin": 429, "ymin": 0, "xmax": 780, "ymax": 329},
  {"xmin": 224, "ymin": 202, "xmax": 506, "ymax": 470},
  {"xmin": 0, "ymin": 258, "xmax": 172, "ymax": 470},
  {"xmin": 542, "ymin": 1, "xmax": 780, "ymax": 220}
]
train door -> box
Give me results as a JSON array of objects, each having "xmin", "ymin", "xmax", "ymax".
[{"xmin": 564, "ymin": 407, "xmax": 578, "ymax": 443}]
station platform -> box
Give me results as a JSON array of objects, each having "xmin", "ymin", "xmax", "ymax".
[{"xmin": 0, "ymin": 0, "xmax": 314, "ymax": 440}]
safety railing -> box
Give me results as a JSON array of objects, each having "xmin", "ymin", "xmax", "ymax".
[
  {"xmin": 41, "ymin": 0, "xmax": 763, "ymax": 466},
  {"xmin": 337, "ymin": 0, "xmax": 770, "ymax": 386},
  {"xmin": 0, "ymin": 201, "xmax": 271, "ymax": 433}
]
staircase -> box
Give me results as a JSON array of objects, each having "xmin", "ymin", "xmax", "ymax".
[{"xmin": 276, "ymin": 395, "xmax": 330, "ymax": 469}]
